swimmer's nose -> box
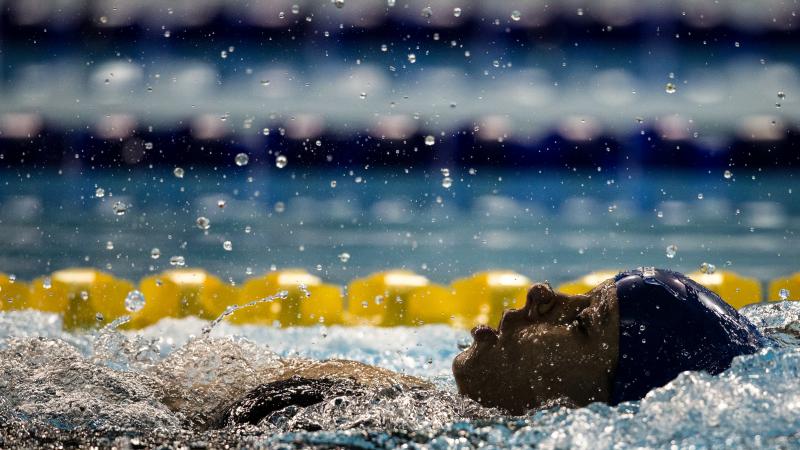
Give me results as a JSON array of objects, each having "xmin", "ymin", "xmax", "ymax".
[
  {"xmin": 497, "ymin": 283, "xmax": 555, "ymax": 330},
  {"xmin": 525, "ymin": 283, "xmax": 557, "ymax": 316},
  {"xmin": 522, "ymin": 283, "xmax": 590, "ymax": 324}
]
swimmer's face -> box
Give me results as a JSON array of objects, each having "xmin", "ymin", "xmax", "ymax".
[{"xmin": 452, "ymin": 280, "xmax": 619, "ymax": 414}]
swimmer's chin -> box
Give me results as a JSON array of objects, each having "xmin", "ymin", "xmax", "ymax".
[
  {"xmin": 452, "ymin": 345, "xmax": 477, "ymax": 386},
  {"xmin": 452, "ymin": 339, "xmax": 494, "ymax": 390},
  {"xmin": 451, "ymin": 348, "xmax": 476, "ymax": 398},
  {"xmin": 454, "ymin": 323, "xmax": 501, "ymax": 373}
]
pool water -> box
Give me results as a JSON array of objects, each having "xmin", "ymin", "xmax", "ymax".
[
  {"xmin": 0, "ymin": 168, "xmax": 796, "ymax": 287},
  {"xmin": 1, "ymin": 300, "xmax": 800, "ymax": 448},
  {"xmin": 1, "ymin": 167, "xmax": 799, "ymax": 448}
]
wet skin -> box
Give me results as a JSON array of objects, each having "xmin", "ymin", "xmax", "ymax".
[{"xmin": 452, "ymin": 280, "xmax": 620, "ymax": 414}]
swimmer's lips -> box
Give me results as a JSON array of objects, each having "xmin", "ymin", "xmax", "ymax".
[{"xmin": 471, "ymin": 324, "xmax": 499, "ymax": 345}]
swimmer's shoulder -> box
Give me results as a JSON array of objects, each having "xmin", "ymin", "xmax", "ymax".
[
  {"xmin": 224, "ymin": 360, "xmax": 432, "ymax": 428},
  {"xmin": 277, "ymin": 358, "xmax": 431, "ymax": 389}
]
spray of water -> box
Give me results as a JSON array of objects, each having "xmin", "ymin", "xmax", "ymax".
[{"xmin": 201, "ymin": 290, "xmax": 289, "ymax": 336}]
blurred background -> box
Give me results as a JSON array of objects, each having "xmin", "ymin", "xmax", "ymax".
[{"xmin": 0, "ymin": 0, "xmax": 798, "ymax": 286}]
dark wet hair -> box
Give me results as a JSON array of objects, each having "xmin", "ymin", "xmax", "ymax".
[{"xmin": 611, "ymin": 268, "xmax": 770, "ymax": 404}]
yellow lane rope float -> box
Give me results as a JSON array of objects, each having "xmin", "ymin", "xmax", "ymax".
[{"xmin": 2, "ymin": 268, "xmax": 796, "ymax": 330}]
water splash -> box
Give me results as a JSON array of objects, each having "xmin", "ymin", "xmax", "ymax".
[
  {"xmin": 2, "ymin": 302, "xmax": 800, "ymax": 447},
  {"xmin": 201, "ymin": 290, "xmax": 289, "ymax": 336}
]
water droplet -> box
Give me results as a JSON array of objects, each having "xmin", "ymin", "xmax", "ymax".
[
  {"xmin": 359, "ymin": 92, "xmax": 367, "ymax": 100},
  {"xmin": 408, "ymin": 53, "xmax": 417, "ymax": 64},
  {"xmin": 173, "ymin": 167, "xmax": 184, "ymax": 178},
  {"xmin": 424, "ymin": 135, "xmax": 435, "ymax": 146},
  {"xmin": 80, "ymin": 290, "xmax": 89, "ymax": 301},
  {"xmin": 510, "ymin": 10, "xmax": 521, "ymax": 21},
  {"xmin": 697, "ymin": 193, "xmax": 704, "ymax": 200},
  {"xmin": 338, "ymin": 252, "xmax": 351, "ymax": 263},
  {"xmin": 779, "ymin": 288, "xmax": 790, "ymax": 300},
  {"xmin": 291, "ymin": 4, "xmax": 300, "ymax": 14},
  {"xmin": 223, "ymin": 240, "xmax": 233, "ymax": 251},
  {"xmin": 380, "ymin": 44, "xmax": 388, "ymax": 52},
  {"xmin": 217, "ymin": 199, "xmax": 226, "ymax": 209},
  {"xmin": 442, "ymin": 177, "xmax": 453, "ymax": 188},
  {"xmin": 453, "ymin": 7, "xmax": 462, "ymax": 17},
  {"xmin": 421, "ymin": 6, "xmax": 432, "ymax": 18},
  {"xmin": 723, "ymin": 170, "xmax": 732, "ymax": 180},
  {"xmin": 112, "ymin": 201, "xmax": 128, "ymax": 216},
  {"xmin": 274, "ymin": 201, "xmax": 286, "ymax": 213},
  {"xmin": 8, "ymin": 274, "xmax": 15, "ymax": 283},
  {"xmin": 144, "ymin": 142, "xmax": 154, "ymax": 150},
  {"xmin": 330, "ymin": 180, "xmax": 337, "ymax": 188},
  {"xmin": 699, "ymin": 262, "xmax": 716, "ymax": 274},
  {"xmin": 169, "ymin": 255, "xmax": 186, "ymax": 267},
  {"xmin": 665, "ymin": 244, "xmax": 678, "ymax": 259},
  {"xmin": 42, "ymin": 277, "xmax": 52, "ymax": 289},
  {"xmin": 387, "ymin": 0, "xmax": 395, "ymax": 6},
  {"xmin": 235, "ymin": 153, "xmax": 249, "ymax": 167},
  {"xmin": 665, "ymin": 82, "xmax": 677, "ymax": 94},
  {"xmin": 262, "ymin": 127, "xmax": 270, "ymax": 135},
  {"xmin": 99, "ymin": 16, "xmax": 108, "ymax": 24},
  {"xmin": 657, "ymin": 210, "xmax": 664, "ymax": 218},
  {"xmin": 333, "ymin": 0, "xmax": 344, "ymax": 8},
  {"xmin": 151, "ymin": 248, "xmax": 161, "ymax": 259},
  {"xmin": 96, "ymin": 312, "xmax": 104, "ymax": 321},
  {"xmin": 196, "ymin": 216, "xmax": 210, "ymax": 230},
  {"xmin": 95, "ymin": 187, "xmax": 105, "ymax": 198},
  {"xmin": 777, "ymin": 91, "xmax": 786, "ymax": 100},
  {"xmin": 105, "ymin": 241, "xmax": 114, "ymax": 250},
  {"xmin": 276, "ymin": 155, "xmax": 288, "ymax": 168},
  {"xmin": 642, "ymin": 267, "xmax": 656, "ymax": 277},
  {"xmin": 163, "ymin": 30, "xmax": 171, "ymax": 38},
  {"xmin": 576, "ymin": 8, "xmax": 584, "ymax": 16},
  {"xmin": 124, "ymin": 290, "xmax": 146, "ymax": 312},
  {"xmin": 601, "ymin": 342, "xmax": 609, "ymax": 350}
]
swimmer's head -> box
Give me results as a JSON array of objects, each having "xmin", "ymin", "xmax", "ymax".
[
  {"xmin": 452, "ymin": 280, "xmax": 619, "ymax": 414},
  {"xmin": 452, "ymin": 268, "xmax": 766, "ymax": 413}
]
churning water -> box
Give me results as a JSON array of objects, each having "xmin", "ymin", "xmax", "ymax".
[{"xmin": 1, "ymin": 300, "xmax": 800, "ymax": 448}]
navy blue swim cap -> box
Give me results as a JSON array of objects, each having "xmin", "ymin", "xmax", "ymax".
[{"xmin": 611, "ymin": 268, "xmax": 769, "ymax": 404}]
